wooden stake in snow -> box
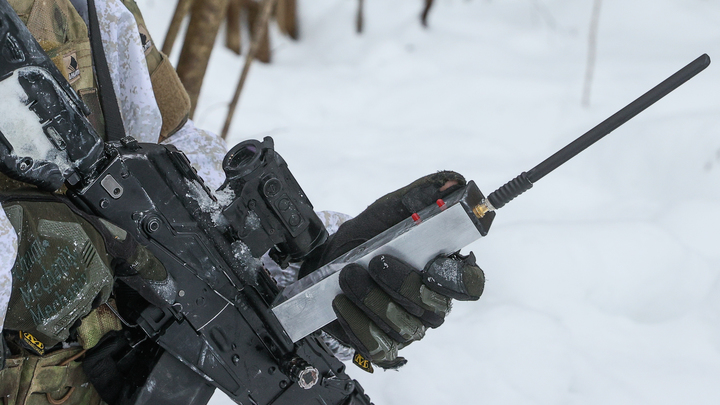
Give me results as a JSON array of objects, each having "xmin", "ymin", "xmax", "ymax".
[
  {"xmin": 582, "ymin": 0, "xmax": 603, "ymax": 107},
  {"xmin": 421, "ymin": 0, "xmax": 435, "ymax": 27},
  {"xmin": 221, "ymin": 0, "xmax": 278, "ymax": 140},
  {"xmin": 226, "ymin": 0, "xmax": 243, "ymax": 55},
  {"xmin": 276, "ymin": 0, "xmax": 299, "ymax": 40},
  {"xmin": 356, "ymin": 0, "xmax": 364, "ymax": 33},
  {"xmin": 176, "ymin": 0, "xmax": 231, "ymax": 118},
  {"xmin": 162, "ymin": 0, "xmax": 194, "ymax": 56}
]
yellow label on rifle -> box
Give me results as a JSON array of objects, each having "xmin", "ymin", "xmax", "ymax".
[{"xmin": 352, "ymin": 352, "xmax": 374, "ymax": 373}]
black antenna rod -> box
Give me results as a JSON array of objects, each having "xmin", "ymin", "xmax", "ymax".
[{"xmin": 480, "ymin": 53, "xmax": 710, "ymax": 214}]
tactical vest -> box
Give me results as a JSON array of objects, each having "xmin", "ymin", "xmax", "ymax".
[
  {"xmin": 0, "ymin": 194, "xmax": 122, "ymax": 405},
  {"xmin": 0, "ymin": 0, "xmax": 189, "ymax": 403},
  {"xmin": 8, "ymin": 0, "xmax": 190, "ymax": 142}
]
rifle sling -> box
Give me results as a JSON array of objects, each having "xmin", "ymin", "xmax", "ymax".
[{"xmin": 86, "ymin": 0, "xmax": 126, "ymax": 141}]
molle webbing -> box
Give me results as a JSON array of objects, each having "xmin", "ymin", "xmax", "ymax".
[
  {"xmin": 0, "ymin": 347, "xmax": 106, "ymax": 405},
  {"xmin": 152, "ymin": 54, "xmax": 191, "ymax": 141},
  {"xmin": 9, "ymin": 0, "xmax": 107, "ymax": 139},
  {"xmin": 7, "ymin": 0, "xmax": 191, "ymax": 144}
]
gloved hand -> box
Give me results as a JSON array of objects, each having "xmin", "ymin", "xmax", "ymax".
[{"xmin": 299, "ymin": 171, "xmax": 485, "ymax": 370}]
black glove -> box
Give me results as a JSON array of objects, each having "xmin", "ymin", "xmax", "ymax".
[{"xmin": 300, "ymin": 171, "xmax": 485, "ymax": 370}]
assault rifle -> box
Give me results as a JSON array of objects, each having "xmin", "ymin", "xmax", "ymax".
[
  {"xmin": 0, "ymin": 0, "xmax": 710, "ymax": 402},
  {"xmin": 0, "ymin": 2, "xmax": 370, "ymax": 404}
]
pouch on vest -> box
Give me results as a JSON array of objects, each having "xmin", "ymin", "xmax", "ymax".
[{"xmin": 0, "ymin": 345, "xmax": 107, "ymax": 405}]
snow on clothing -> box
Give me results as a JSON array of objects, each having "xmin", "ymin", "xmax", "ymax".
[
  {"xmin": 0, "ymin": 0, "xmax": 347, "ymax": 358},
  {"xmin": 94, "ymin": 0, "xmax": 163, "ymax": 143},
  {"xmin": 0, "ymin": 0, "xmax": 227, "ymax": 335}
]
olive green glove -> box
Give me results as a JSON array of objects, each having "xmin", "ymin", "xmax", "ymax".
[{"xmin": 300, "ymin": 171, "xmax": 485, "ymax": 370}]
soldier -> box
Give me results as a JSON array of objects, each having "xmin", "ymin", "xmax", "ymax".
[{"xmin": 0, "ymin": 0, "xmax": 485, "ymax": 403}]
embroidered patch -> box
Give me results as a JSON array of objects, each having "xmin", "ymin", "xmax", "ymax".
[
  {"xmin": 138, "ymin": 25, "xmax": 154, "ymax": 56},
  {"xmin": 62, "ymin": 52, "xmax": 81, "ymax": 84}
]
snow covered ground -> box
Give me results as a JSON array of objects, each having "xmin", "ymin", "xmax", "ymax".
[{"xmin": 137, "ymin": 0, "xmax": 720, "ymax": 403}]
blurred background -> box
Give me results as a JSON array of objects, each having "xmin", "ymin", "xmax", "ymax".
[{"xmin": 136, "ymin": 1, "xmax": 720, "ymax": 404}]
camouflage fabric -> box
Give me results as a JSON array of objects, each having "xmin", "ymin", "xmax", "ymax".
[
  {"xmin": 0, "ymin": 347, "xmax": 106, "ymax": 405},
  {"xmin": 8, "ymin": 0, "xmax": 107, "ymax": 139},
  {"xmin": 119, "ymin": 0, "xmax": 162, "ymax": 74},
  {"xmin": 7, "ymin": 0, "xmax": 190, "ymax": 142},
  {"xmin": 95, "ymin": 0, "xmax": 192, "ymax": 142},
  {"xmin": 120, "ymin": 0, "xmax": 192, "ymax": 139},
  {"xmin": 74, "ymin": 300, "xmax": 122, "ymax": 350},
  {"xmin": 161, "ymin": 120, "xmax": 228, "ymax": 191},
  {"xmin": 151, "ymin": 52, "xmax": 192, "ymax": 141},
  {"xmin": 94, "ymin": 0, "xmax": 163, "ymax": 142},
  {"xmin": 0, "ymin": 2, "xmax": 223, "ymax": 400}
]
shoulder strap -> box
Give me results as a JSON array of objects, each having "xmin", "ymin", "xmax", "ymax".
[
  {"xmin": 69, "ymin": 0, "xmax": 89, "ymax": 26},
  {"xmin": 86, "ymin": 0, "xmax": 126, "ymax": 141}
]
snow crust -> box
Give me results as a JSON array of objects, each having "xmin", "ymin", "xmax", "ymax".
[
  {"xmin": 137, "ymin": 0, "xmax": 720, "ymax": 403},
  {"xmin": 183, "ymin": 178, "xmax": 231, "ymax": 227},
  {"xmin": 0, "ymin": 70, "xmax": 71, "ymax": 174}
]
